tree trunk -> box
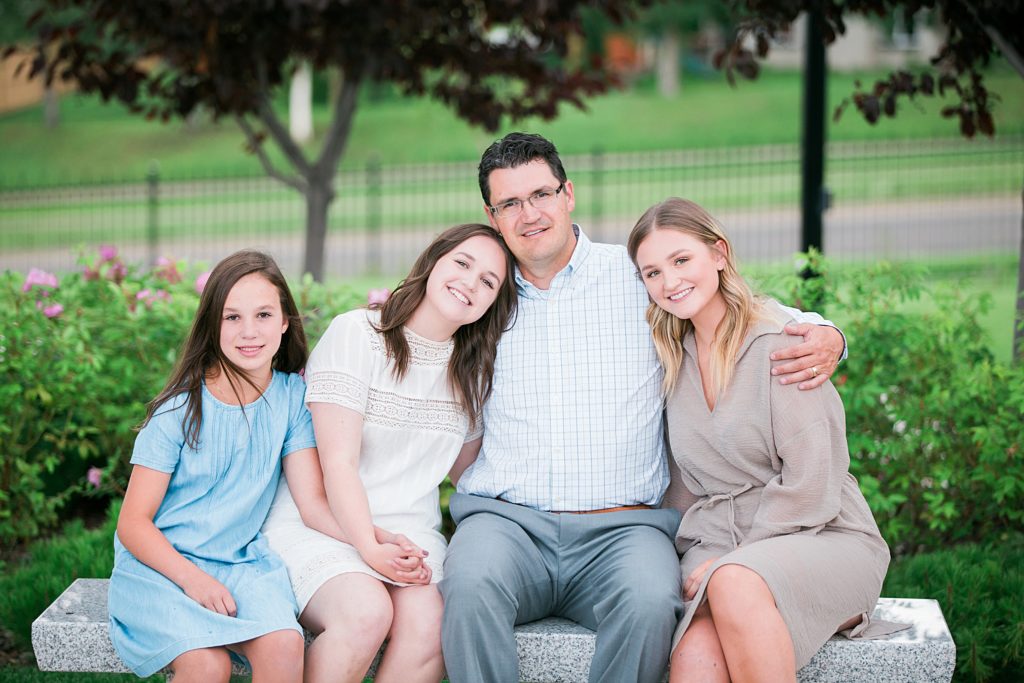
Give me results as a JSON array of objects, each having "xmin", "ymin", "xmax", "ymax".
[
  {"xmin": 43, "ymin": 87, "xmax": 59, "ymax": 129},
  {"xmin": 290, "ymin": 63, "xmax": 313, "ymax": 145},
  {"xmin": 656, "ymin": 31, "xmax": 680, "ymax": 98},
  {"xmin": 303, "ymin": 175, "xmax": 334, "ymax": 280},
  {"xmin": 1015, "ymin": 184, "xmax": 1023, "ymax": 364},
  {"xmin": 290, "ymin": 61, "xmax": 313, "ymax": 144}
]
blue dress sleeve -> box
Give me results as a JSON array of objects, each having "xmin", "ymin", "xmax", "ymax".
[
  {"xmin": 282, "ymin": 372, "xmax": 317, "ymax": 458},
  {"xmin": 130, "ymin": 399, "xmax": 187, "ymax": 473}
]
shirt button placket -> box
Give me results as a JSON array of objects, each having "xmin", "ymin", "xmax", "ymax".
[{"xmin": 547, "ymin": 296, "xmax": 565, "ymax": 511}]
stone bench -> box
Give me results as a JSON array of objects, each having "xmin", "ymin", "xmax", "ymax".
[{"xmin": 33, "ymin": 578, "xmax": 955, "ymax": 682}]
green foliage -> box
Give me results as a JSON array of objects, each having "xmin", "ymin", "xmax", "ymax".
[
  {"xmin": 0, "ymin": 254, "xmax": 365, "ymax": 549},
  {"xmin": 883, "ymin": 534, "xmax": 1024, "ymax": 683},
  {"xmin": 759, "ymin": 253, "xmax": 1024, "ymax": 555},
  {"xmin": 0, "ymin": 503, "xmax": 118, "ymax": 653}
]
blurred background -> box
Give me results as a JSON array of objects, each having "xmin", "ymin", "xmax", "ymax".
[
  {"xmin": 2, "ymin": 11, "xmax": 1019, "ymax": 275},
  {"xmin": 1, "ymin": 2, "xmax": 1022, "ymax": 680}
]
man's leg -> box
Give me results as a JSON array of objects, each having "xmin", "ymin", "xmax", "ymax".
[
  {"xmin": 558, "ymin": 508, "xmax": 682, "ymax": 683},
  {"xmin": 439, "ymin": 494, "xmax": 557, "ymax": 683}
]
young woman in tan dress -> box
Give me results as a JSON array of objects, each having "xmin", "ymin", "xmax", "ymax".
[{"xmin": 628, "ymin": 198, "xmax": 901, "ymax": 682}]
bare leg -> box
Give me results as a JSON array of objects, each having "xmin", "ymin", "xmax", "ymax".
[
  {"xmin": 669, "ymin": 602, "xmax": 729, "ymax": 683},
  {"xmin": 375, "ymin": 583, "xmax": 445, "ymax": 683},
  {"xmin": 169, "ymin": 647, "xmax": 231, "ymax": 683},
  {"xmin": 300, "ymin": 573, "xmax": 394, "ymax": 683},
  {"xmin": 706, "ymin": 564, "xmax": 796, "ymax": 683},
  {"xmin": 237, "ymin": 629, "xmax": 304, "ymax": 683}
]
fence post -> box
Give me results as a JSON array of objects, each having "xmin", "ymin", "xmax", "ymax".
[
  {"xmin": 591, "ymin": 147, "xmax": 603, "ymax": 241},
  {"xmin": 367, "ymin": 155, "xmax": 382, "ymax": 275},
  {"xmin": 146, "ymin": 161, "xmax": 160, "ymax": 266},
  {"xmin": 800, "ymin": 7, "xmax": 826, "ymax": 290}
]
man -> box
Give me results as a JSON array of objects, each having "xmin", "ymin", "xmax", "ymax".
[{"xmin": 440, "ymin": 133, "xmax": 844, "ymax": 683}]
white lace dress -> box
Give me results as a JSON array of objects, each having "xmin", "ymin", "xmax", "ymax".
[{"xmin": 261, "ymin": 308, "xmax": 479, "ymax": 611}]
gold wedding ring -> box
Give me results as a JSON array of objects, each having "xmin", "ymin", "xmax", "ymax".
[{"xmin": 810, "ymin": 366, "xmax": 819, "ymax": 377}]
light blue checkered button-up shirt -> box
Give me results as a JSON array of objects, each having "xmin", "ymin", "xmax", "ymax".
[
  {"xmin": 457, "ymin": 226, "xmax": 841, "ymax": 512},
  {"xmin": 458, "ymin": 228, "xmax": 668, "ymax": 511}
]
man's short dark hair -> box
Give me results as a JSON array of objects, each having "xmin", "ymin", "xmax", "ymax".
[{"xmin": 478, "ymin": 132, "xmax": 568, "ymax": 205}]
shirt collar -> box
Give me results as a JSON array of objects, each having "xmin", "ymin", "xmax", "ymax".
[{"xmin": 514, "ymin": 224, "xmax": 591, "ymax": 296}]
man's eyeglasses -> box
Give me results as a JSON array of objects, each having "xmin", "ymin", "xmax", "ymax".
[{"xmin": 488, "ymin": 183, "xmax": 565, "ymax": 219}]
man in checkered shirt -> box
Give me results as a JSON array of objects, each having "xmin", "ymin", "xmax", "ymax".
[{"xmin": 439, "ymin": 132, "xmax": 845, "ymax": 683}]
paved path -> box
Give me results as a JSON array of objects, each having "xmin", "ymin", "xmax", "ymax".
[{"xmin": 4, "ymin": 195, "xmax": 1019, "ymax": 278}]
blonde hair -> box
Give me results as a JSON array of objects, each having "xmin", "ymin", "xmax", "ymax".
[{"xmin": 627, "ymin": 198, "xmax": 761, "ymax": 400}]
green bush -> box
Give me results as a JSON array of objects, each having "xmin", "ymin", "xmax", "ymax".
[
  {"xmin": 0, "ymin": 503, "xmax": 119, "ymax": 653},
  {"xmin": 759, "ymin": 253, "xmax": 1024, "ymax": 555},
  {"xmin": 0, "ymin": 252, "xmax": 364, "ymax": 549},
  {"xmin": 883, "ymin": 534, "xmax": 1024, "ymax": 683}
]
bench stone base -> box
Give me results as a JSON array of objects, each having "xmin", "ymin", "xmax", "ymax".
[{"xmin": 33, "ymin": 578, "xmax": 955, "ymax": 682}]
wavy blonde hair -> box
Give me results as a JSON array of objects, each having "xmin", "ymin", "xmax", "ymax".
[{"xmin": 627, "ymin": 198, "xmax": 762, "ymax": 400}]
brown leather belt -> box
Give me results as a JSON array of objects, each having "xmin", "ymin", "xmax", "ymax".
[{"xmin": 552, "ymin": 504, "xmax": 652, "ymax": 515}]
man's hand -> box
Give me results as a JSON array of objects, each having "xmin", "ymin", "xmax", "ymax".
[{"xmin": 770, "ymin": 323, "xmax": 844, "ymax": 390}]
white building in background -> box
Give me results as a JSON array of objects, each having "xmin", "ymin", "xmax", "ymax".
[{"xmin": 761, "ymin": 12, "xmax": 945, "ymax": 71}]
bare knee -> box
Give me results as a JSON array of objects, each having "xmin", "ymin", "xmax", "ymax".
[
  {"xmin": 391, "ymin": 597, "xmax": 443, "ymax": 656},
  {"xmin": 248, "ymin": 629, "xmax": 305, "ymax": 667},
  {"xmin": 670, "ymin": 605, "xmax": 728, "ymax": 683},
  {"xmin": 171, "ymin": 647, "xmax": 231, "ymax": 682},
  {"xmin": 317, "ymin": 590, "xmax": 394, "ymax": 651},
  {"xmin": 707, "ymin": 564, "xmax": 774, "ymax": 625}
]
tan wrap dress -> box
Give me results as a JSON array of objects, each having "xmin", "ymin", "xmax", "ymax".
[{"xmin": 662, "ymin": 301, "xmax": 902, "ymax": 668}]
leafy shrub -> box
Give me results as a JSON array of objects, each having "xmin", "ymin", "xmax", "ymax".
[
  {"xmin": 0, "ymin": 503, "xmax": 119, "ymax": 653},
  {"xmin": 0, "ymin": 252, "xmax": 364, "ymax": 549},
  {"xmin": 759, "ymin": 252, "xmax": 1024, "ymax": 555},
  {"xmin": 883, "ymin": 534, "xmax": 1024, "ymax": 683}
]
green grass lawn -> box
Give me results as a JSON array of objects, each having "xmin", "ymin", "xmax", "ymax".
[{"xmin": 1, "ymin": 67, "xmax": 1021, "ymax": 185}]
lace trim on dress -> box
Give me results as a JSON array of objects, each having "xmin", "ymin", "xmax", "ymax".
[
  {"xmin": 366, "ymin": 387, "xmax": 467, "ymax": 436},
  {"xmin": 306, "ymin": 371, "xmax": 368, "ymax": 412},
  {"xmin": 360, "ymin": 315, "xmax": 453, "ymax": 366}
]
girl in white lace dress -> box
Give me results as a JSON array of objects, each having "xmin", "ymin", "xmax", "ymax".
[{"xmin": 262, "ymin": 224, "xmax": 517, "ymax": 683}]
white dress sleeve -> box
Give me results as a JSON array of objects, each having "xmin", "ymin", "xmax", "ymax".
[{"xmin": 304, "ymin": 311, "xmax": 375, "ymax": 415}]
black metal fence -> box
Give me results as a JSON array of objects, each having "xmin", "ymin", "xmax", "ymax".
[{"xmin": 1, "ymin": 135, "xmax": 1020, "ymax": 279}]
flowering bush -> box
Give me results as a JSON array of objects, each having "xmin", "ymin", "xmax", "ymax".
[{"xmin": 0, "ymin": 251, "xmax": 364, "ymax": 548}]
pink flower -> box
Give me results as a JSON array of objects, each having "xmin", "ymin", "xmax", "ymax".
[
  {"xmin": 108, "ymin": 261, "xmax": 127, "ymax": 284},
  {"xmin": 195, "ymin": 271, "xmax": 212, "ymax": 294},
  {"xmin": 22, "ymin": 268, "xmax": 59, "ymax": 293},
  {"xmin": 42, "ymin": 303, "xmax": 64, "ymax": 318},
  {"xmin": 155, "ymin": 256, "xmax": 182, "ymax": 284},
  {"xmin": 367, "ymin": 288, "xmax": 391, "ymax": 307},
  {"xmin": 99, "ymin": 245, "xmax": 118, "ymax": 262},
  {"xmin": 86, "ymin": 467, "xmax": 103, "ymax": 488},
  {"xmin": 136, "ymin": 289, "xmax": 171, "ymax": 309}
]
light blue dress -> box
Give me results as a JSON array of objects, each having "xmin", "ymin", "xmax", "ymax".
[{"xmin": 108, "ymin": 371, "xmax": 315, "ymax": 677}]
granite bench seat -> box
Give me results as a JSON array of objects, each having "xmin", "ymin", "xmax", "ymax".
[{"xmin": 33, "ymin": 578, "xmax": 955, "ymax": 682}]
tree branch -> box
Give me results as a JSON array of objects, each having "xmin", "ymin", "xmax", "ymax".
[
  {"xmin": 253, "ymin": 58, "xmax": 313, "ymax": 176},
  {"xmin": 235, "ymin": 115, "xmax": 308, "ymax": 194},
  {"xmin": 314, "ymin": 65, "xmax": 365, "ymax": 178},
  {"xmin": 962, "ymin": 3, "xmax": 1024, "ymax": 78}
]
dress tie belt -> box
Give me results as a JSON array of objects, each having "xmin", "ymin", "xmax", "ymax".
[{"xmin": 700, "ymin": 483, "xmax": 753, "ymax": 550}]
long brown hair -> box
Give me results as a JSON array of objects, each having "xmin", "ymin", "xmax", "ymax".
[
  {"xmin": 627, "ymin": 198, "xmax": 760, "ymax": 400},
  {"xmin": 374, "ymin": 224, "xmax": 517, "ymax": 424},
  {"xmin": 143, "ymin": 250, "xmax": 308, "ymax": 448}
]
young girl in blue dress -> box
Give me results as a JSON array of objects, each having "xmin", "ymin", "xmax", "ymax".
[{"xmin": 108, "ymin": 250, "xmax": 343, "ymax": 681}]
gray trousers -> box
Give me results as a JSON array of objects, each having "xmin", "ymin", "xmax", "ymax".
[{"xmin": 439, "ymin": 493, "xmax": 682, "ymax": 683}]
